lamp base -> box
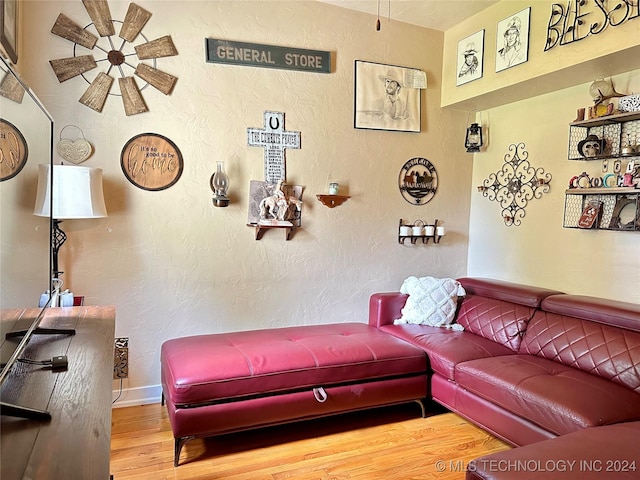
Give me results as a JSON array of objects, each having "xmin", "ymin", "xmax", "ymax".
[{"xmin": 212, "ymin": 196, "xmax": 229, "ymax": 207}]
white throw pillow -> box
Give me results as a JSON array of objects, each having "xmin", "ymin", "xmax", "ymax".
[{"xmin": 393, "ymin": 276, "xmax": 465, "ymax": 330}]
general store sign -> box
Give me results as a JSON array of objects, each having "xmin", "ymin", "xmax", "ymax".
[{"xmin": 206, "ymin": 38, "xmax": 331, "ymax": 73}]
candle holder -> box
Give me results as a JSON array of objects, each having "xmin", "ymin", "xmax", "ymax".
[{"xmin": 398, "ymin": 219, "xmax": 445, "ymax": 245}]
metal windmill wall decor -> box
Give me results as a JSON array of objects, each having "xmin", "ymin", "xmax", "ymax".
[
  {"xmin": 477, "ymin": 142, "xmax": 552, "ymax": 226},
  {"xmin": 49, "ymin": 1, "xmax": 178, "ymax": 115}
]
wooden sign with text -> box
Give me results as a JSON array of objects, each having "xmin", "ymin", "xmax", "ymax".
[
  {"xmin": 0, "ymin": 119, "xmax": 28, "ymax": 181},
  {"xmin": 121, "ymin": 133, "xmax": 183, "ymax": 191},
  {"xmin": 206, "ymin": 38, "xmax": 331, "ymax": 74}
]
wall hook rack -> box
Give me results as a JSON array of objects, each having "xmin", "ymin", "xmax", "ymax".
[{"xmin": 477, "ymin": 142, "xmax": 551, "ymax": 226}]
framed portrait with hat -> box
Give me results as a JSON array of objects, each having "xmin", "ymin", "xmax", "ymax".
[
  {"xmin": 456, "ymin": 30, "xmax": 485, "ymax": 86},
  {"xmin": 496, "ymin": 7, "xmax": 530, "ymax": 72},
  {"xmin": 354, "ymin": 60, "xmax": 422, "ymax": 133}
]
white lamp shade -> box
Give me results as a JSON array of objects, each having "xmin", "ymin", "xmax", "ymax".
[{"xmin": 34, "ymin": 164, "xmax": 107, "ymax": 219}]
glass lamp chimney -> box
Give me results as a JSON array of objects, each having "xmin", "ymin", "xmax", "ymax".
[{"xmin": 211, "ymin": 161, "xmax": 230, "ymax": 207}]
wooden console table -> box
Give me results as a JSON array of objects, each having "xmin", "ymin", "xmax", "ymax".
[{"xmin": 1, "ymin": 306, "xmax": 115, "ymax": 479}]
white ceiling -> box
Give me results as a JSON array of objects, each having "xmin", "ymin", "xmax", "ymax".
[{"xmin": 316, "ymin": 0, "xmax": 499, "ymax": 31}]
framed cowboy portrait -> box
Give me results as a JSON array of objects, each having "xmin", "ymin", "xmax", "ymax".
[
  {"xmin": 354, "ymin": 60, "xmax": 421, "ymax": 133},
  {"xmin": 496, "ymin": 7, "xmax": 530, "ymax": 72},
  {"xmin": 456, "ymin": 30, "xmax": 484, "ymax": 86}
]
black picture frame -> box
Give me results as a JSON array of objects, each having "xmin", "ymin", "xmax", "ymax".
[
  {"xmin": 354, "ymin": 60, "xmax": 421, "ymax": 133},
  {"xmin": 495, "ymin": 7, "xmax": 530, "ymax": 72},
  {"xmin": 0, "ymin": 0, "xmax": 18, "ymax": 64},
  {"xmin": 456, "ymin": 29, "xmax": 485, "ymax": 86}
]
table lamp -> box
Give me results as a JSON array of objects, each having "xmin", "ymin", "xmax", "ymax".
[{"xmin": 33, "ymin": 164, "xmax": 107, "ymax": 291}]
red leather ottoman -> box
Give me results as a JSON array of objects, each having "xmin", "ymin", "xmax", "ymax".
[{"xmin": 161, "ymin": 323, "xmax": 428, "ymax": 466}]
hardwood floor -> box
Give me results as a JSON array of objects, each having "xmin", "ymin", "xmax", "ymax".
[{"xmin": 110, "ymin": 402, "xmax": 510, "ymax": 479}]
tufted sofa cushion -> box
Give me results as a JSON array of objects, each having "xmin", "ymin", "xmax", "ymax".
[
  {"xmin": 521, "ymin": 307, "xmax": 640, "ymax": 394},
  {"xmin": 456, "ymin": 295, "xmax": 538, "ymax": 352},
  {"xmin": 542, "ymin": 294, "xmax": 640, "ymax": 332},
  {"xmin": 457, "ymin": 278, "xmax": 563, "ymax": 352}
]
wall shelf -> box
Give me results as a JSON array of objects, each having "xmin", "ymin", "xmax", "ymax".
[
  {"xmin": 247, "ymin": 223, "xmax": 296, "ymax": 240},
  {"xmin": 568, "ymin": 111, "xmax": 640, "ymax": 161},
  {"xmin": 562, "ymin": 190, "xmax": 639, "ymax": 231},
  {"xmin": 316, "ymin": 194, "xmax": 350, "ymax": 208},
  {"xmin": 565, "ymin": 187, "xmax": 637, "ymax": 195},
  {"xmin": 570, "ymin": 111, "xmax": 640, "ymax": 127}
]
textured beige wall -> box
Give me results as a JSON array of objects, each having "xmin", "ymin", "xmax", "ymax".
[
  {"xmin": 467, "ymin": 70, "xmax": 640, "ymax": 300},
  {"xmin": 12, "ymin": 0, "xmax": 470, "ymax": 401}
]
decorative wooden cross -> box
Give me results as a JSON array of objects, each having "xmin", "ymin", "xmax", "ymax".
[{"xmin": 247, "ymin": 111, "xmax": 301, "ymax": 183}]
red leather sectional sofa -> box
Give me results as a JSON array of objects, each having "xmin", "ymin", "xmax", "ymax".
[
  {"xmin": 371, "ymin": 277, "xmax": 640, "ymax": 478},
  {"xmin": 162, "ymin": 277, "xmax": 640, "ymax": 473}
]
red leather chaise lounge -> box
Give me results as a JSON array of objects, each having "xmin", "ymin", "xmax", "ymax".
[{"xmin": 161, "ymin": 323, "xmax": 428, "ymax": 466}]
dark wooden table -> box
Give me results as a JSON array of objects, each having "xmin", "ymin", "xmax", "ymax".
[{"xmin": 1, "ymin": 306, "xmax": 115, "ymax": 479}]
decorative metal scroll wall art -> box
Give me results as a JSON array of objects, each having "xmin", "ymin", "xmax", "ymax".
[{"xmin": 477, "ymin": 143, "xmax": 552, "ymax": 226}]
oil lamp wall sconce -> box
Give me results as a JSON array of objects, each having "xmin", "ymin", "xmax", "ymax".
[
  {"xmin": 210, "ymin": 161, "xmax": 230, "ymax": 207},
  {"xmin": 477, "ymin": 142, "xmax": 552, "ymax": 226},
  {"xmin": 465, "ymin": 110, "xmax": 484, "ymax": 153}
]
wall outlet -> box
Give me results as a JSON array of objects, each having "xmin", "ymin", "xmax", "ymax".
[{"xmin": 114, "ymin": 337, "xmax": 129, "ymax": 379}]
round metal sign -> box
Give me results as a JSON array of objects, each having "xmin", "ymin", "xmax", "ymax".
[{"xmin": 398, "ymin": 157, "xmax": 438, "ymax": 205}]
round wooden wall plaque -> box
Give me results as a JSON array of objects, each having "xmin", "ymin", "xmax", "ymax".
[
  {"xmin": 121, "ymin": 133, "xmax": 183, "ymax": 191},
  {"xmin": 0, "ymin": 119, "xmax": 29, "ymax": 182}
]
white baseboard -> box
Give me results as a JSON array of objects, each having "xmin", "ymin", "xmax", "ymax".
[{"xmin": 112, "ymin": 383, "xmax": 162, "ymax": 408}]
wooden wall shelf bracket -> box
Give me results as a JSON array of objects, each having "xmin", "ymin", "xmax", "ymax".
[
  {"xmin": 248, "ymin": 223, "xmax": 295, "ymax": 240},
  {"xmin": 316, "ymin": 194, "xmax": 350, "ymax": 208}
]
